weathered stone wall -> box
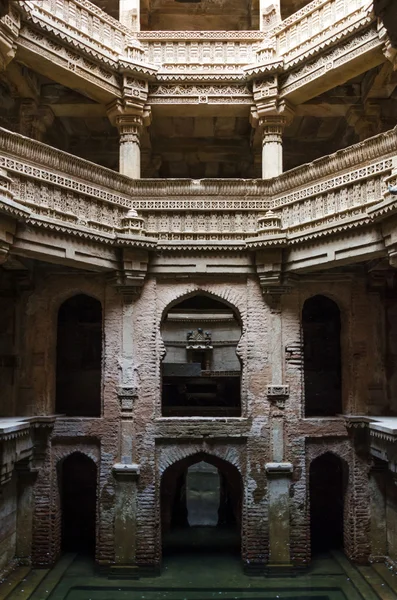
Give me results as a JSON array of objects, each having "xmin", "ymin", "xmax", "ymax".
[
  {"xmin": 386, "ymin": 472, "xmax": 397, "ymax": 564},
  {"xmin": 0, "ymin": 267, "xmax": 386, "ymax": 570},
  {"xmin": 0, "ymin": 475, "xmax": 17, "ymax": 571}
]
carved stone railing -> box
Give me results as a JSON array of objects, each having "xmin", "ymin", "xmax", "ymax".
[
  {"xmin": 0, "ymin": 128, "xmax": 151, "ymax": 246},
  {"xmin": 22, "ymin": 0, "xmax": 130, "ymax": 64},
  {"xmin": 12, "ymin": 0, "xmax": 379, "ymax": 94},
  {"xmin": 274, "ymin": 0, "xmax": 373, "ymax": 68},
  {"xmin": 137, "ymin": 32, "xmax": 262, "ymax": 79},
  {"xmin": 265, "ymin": 128, "xmax": 397, "ymax": 244},
  {"xmin": 1, "ymin": 127, "xmax": 397, "ymax": 251}
]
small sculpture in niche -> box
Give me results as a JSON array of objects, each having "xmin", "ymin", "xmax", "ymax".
[
  {"xmin": 186, "ymin": 328, "xmax": 212, "ymax": 349},
  {"xmin": 186, "ymin": 328, "xmax": 213, "ymax": 371}
]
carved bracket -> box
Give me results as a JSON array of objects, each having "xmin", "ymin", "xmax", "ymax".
[
  {"xmin": 267, "ymin": 384, "xmax": 289, "ymax": 408},
  {"xmin": 117, "ymin": 386, "xmax": 138, "ymax": 413}
]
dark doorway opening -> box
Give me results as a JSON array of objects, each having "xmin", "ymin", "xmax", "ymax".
[
  {"xmin": 303, "ymin": 295, "xmax": 342, "ymax": 417},
  {"xmin": 60, "ymin": 453, "xmax": 97, "ymax": 555},
  {"xmin": 309, "ymin": 453, "xmax": 346, "ymax": 554},
  {"xmin": 161, "ymin": 294, "xmax": 242, "ymax": 417},
  {"xmin": 161, "ymin": 453, "xmax": 242, "ymax": 557},
  {"xmin": 56, "ymin": 294, "xmax": 102, "ymax": 417}
]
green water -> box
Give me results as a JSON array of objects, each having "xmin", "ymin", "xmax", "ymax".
[{"xmin": 3, "ymin": 552, "xmax": 396, "ymax": 600}]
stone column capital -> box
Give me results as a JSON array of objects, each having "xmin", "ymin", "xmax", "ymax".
[
  {"xmin": 117, "ymin": 114, "xmax": 144, "ymax": 146},
  {"xmin": 259, "ymin": 101, "xmax": 295, "ymax": 134}
]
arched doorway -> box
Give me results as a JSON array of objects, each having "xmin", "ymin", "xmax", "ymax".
[
  {"xmin": 161, "ymin": 453, "xmax": 242, "ymax": 556},
  {"xmin": 309, "ymin": 453, "xmax": 346, "ymax": 554},
  {"xmin": 56, "ymin": 294, "xmax": 102, "ymax": 417},
  {"xmin": 302, "ymin": 295, "xmax": 342, "ymax": 417},
  {"xmin": 161, "ymin": 294, "xmax": 242, "ymax": 417},
  {"xmin": 60, "ymin": 453, "xmax": 97, "ymax": 555}
]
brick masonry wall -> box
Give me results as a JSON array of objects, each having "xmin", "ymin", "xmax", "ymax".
[{"xmin": 23, "ymin": 270, "xmax": 379, "ymax": 569}]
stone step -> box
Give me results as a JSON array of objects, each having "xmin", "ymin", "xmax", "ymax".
[
  {"xmin": 372, "ymin": 563, "xmax": 397, "ymax": 597},
  {"xmin": 0, "ymin": 566, "xmax": 30, "ymax": 600},
  {"xmin": 356, "ymin": 565, "xmax": 396, "ymax": 600},
  {"xmin": 5, "ymin": 568, "xmax": 49, "ymax": 600},
  {"xmin": 30, "ymin": 553, "xmax": 77, "ymax": 600},
  {"xmin": 331, "ymin": 551, "xmax": 380, "ymax": 600}
]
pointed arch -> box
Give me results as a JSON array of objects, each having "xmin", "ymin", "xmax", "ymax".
[
  {"xmin": 161, "ymin": 452, "xmax": 242, "ymax": 555},
  {"xmin": 161, "ymin": 293, "xmax": 242, "ymax": 417},
  {"xmin": 309, "ymin": 452, "xmax": 347, "ymax": 554},
  {"xmin": 59, "ymin": 452, "xmax": 97, "ymax": 554}
]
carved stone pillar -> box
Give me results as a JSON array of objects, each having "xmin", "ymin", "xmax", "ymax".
[
  {"xmin": 260, "ymin": 116, "xmax": 287, "ymax": 180},
  {"xmin": 117, "ymin": 114, "xmax": 143, "ymax": 179},
  {"xmin": 19, "ymin": 100, "xmax": 54, "ymax": 142},
  {"xmin": 259, "ymin": 0, "xmax": 280, "ymax": 31},
  {"xmin": 119, "ymin": 0, "xmax": 140, "ymax": 30}
]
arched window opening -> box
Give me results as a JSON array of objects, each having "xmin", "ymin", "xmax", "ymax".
[
  {"xmin": 59, "ymin": 453, "xmax": 97, "ymax": 555},
  {"xmin": 309, "ymin": 453, "xmax": 346, "ymax": 554},
  {"xmin": 56, "ymin": 295, "xmax": 102, "ymax": 417},
  {"xmin": 161, "ymin": 295, "xmax": 242, "ymax": 417},
  {"xmin": 161, "ymin": 454, "xmax": 242, "ymax": 556},
  {"xmin": 302, "ymin": 295, "xmax": 342, "ymax": 417}
]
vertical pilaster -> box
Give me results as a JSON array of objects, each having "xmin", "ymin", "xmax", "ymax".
[
  {"xmin": 265, "ymin": 461, "xmax": 293, "ymax": 569},
  {"xmin": 260, "ymin": 281, "xmax": 294, "ymax": 570},
  {"xmin": 113, "ymin": 463, "xmax": 140, "ymax": 571},
  {"xmin": 369, "ymin": 461, "xmax": 388, "ymax": 561},
  {"xmin": 119, "ymin": 0, "xmax": 140, "ymax": 30},
  {"xmin": 16, "ymin": 466, "xmax": 36, "ymax": 562}
]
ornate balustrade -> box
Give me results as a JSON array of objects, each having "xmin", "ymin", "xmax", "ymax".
[
  {"xmin": 0, "ymin": 127, "xmax": 397, "ymax": 252},
  {"xmin": 22, "ymin": 0, "xmax": 130, "ymax": 64},
  {"xmin": 274, "ymin": 0, "xmax": 372, "ymax": 67},
  {"xmin": 7, "ymin": 0, "xmax": 380, "ymax": 96},
  {"xmin": 266, "ymin": 127, "xmax": 397, "ymax": 244},
  {"xmin": 137, "ymin": 31, "xmax": 263, "ymax": 80}
]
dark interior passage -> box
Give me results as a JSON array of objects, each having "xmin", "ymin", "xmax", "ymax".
[
  {"xmin": 161, "ymin": 294, "xmax": 242, "ymax": 417},
  {"xmin": 60, "ymin": 453, "xmax": 97, "ymax": 554},
  {"xmin": 303, "ymin": 295, "xmax": 342, "ymax": 417},
  {"xmin": 161, "ymin": 454, "xmax": 242, "ymax": 556},
  {"xmin": 310, "ymin": 453, "xmax": 346, "ymax": 554},
  {"xmin": 56, "ymin": 294, "xmax": 102, "ymax": 417}
]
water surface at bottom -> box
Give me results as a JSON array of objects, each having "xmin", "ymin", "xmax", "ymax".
[{"xmin": 3, "ymin": 551, "xmax": 396, "ymax": 600}]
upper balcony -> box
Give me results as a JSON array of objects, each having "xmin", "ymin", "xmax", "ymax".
[{"xmin": 12, "ymin": 0, "xmax": 379, "ymax": 91}]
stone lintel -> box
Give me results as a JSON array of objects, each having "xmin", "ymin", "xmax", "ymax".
[
  {"xmin": 113, "ymin": 462, "xmax": 140, "ymax": 479},
  {"xmin": 265, "ymin": 462, "xmax": 293, "ymax": 475}
]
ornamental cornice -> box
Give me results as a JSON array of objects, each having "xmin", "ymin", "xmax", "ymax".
[
  {"xmin": 136, "ymin": 31, "xmax": 265, "ymax": 41},
  {"xmin": 154, "ymin": 73, "xmax": 248, "ymax": 83},
  {"xmin": 21, "ymin": 11, "xmax": 121, "ymax": 66},
  {"xmin": 9, "ymin": 0, "xmax": 380, "ymax": 105}
]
